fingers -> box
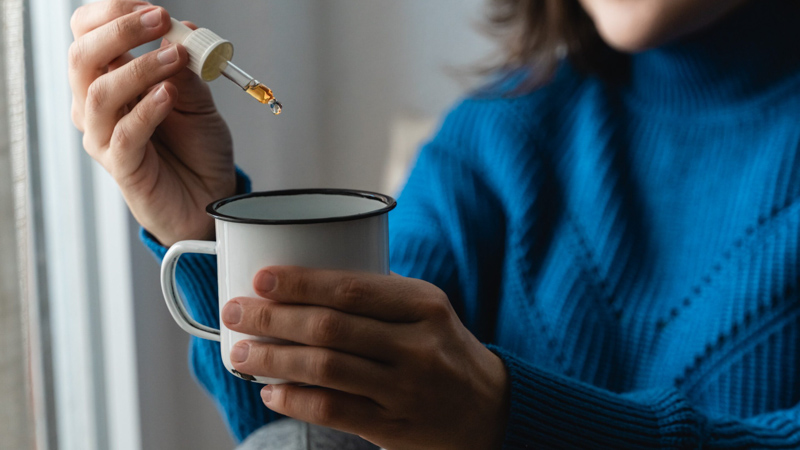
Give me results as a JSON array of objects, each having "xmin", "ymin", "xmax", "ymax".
[
  {"xmin": 230, "ymin": 342, "xmax": 390, "ymax": 400},
  {"xmin": 253, "ymin": 267, "xmax": 448, "ymax": 322},
  {"xmin": 70, "ymin": 6, "xmax": 171, "ymax": 84},
  {"xmin": 223, "ymin": 297, "xmax": 404, "ymax": 362},
  {"xmin": 82, "ymin": 44, "xmax": 188, "ymax": 152},
  {"xmin": 97, "ymin": 82, "xmax": 175, "ymax": 179},
  {"xmin": 70, "ymin": 0, "xmax": 152, "ymax": 38},
  {"xmin": 262, "ymin": 385, "xmax": 385, "ymax": 439},
  {"xmin": 69, "ymin": 6, "xmax": 172, "ymax": 128}
]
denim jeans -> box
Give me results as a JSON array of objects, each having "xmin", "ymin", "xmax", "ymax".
[{"xmin": 235, "ymin": 419, "xmax": 380, "ymax": 450}]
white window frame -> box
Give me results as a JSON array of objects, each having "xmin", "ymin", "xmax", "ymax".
[
  {"xmin": 1, "ymin": 0, "xmax": 35, "ymax": 448},
  {"xmin": 27, "ymin": 0, "xmax": 142, "ymax": 448}
]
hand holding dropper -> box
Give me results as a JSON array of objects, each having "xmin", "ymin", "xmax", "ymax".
[{"xmin": 164, "ymin": 18, "xmax": 282, "ymax": 115}]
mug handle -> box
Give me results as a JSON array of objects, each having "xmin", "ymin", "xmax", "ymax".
[{"xmin": 160, "ymin": 240, "xmax": 221, "ymax": 342}]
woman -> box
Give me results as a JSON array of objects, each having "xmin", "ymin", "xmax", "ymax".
[{"xmin": 69, "ymin": 0, "xmax": 800, "ymax": 447}]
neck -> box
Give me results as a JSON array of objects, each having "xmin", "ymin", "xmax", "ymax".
[{"xmin": 626, "ymin": 0, "xmax": 800, "ymax": 112}]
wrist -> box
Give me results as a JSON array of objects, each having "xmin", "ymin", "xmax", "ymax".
[
  {"xmin": 463, "ymin": 347, "xmax": 510, "ymax": 450},
  {"xmin": 147, "ymin": 216, "xmax": 216, "ymax": 248},
  {"xmin": 486, "ymin": 351, "xmax": 511, "ymax": 449}
]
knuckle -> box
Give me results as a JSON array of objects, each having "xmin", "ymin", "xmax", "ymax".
[
  {"xmin": 311, "ymin": 352, "xmax": 339, "ymax": 384},
  {"xmin": 412, "ymin": 353, "xmax": 439, "ymax": 379},
  {"xmin": 289, "ymin": 274, "xmax": 312, "ymax": 299},
  {"xmin": 131, "ymin": 102, "xmax": 150, "ymax": 126},
  {"xmin": 71, "ymin": 105, "xmax": 84, "ymax": 131},
  {"xmin": 85, "ymin": 81, "xmax": 106, "ymax": 112},
  {"xmin": 108, "ymin": 0, "xmax": 127, "ymax": 16},
  {"xmin": 334, "ymin": 277, "xmax": 366, "ymax": 309},
  {"xmin": 105, "ymin": 148, "xmax": 126, "ymax": 178},
  {"xmin": 81, "ymin": 132, "xmax": 95, "ymax": 153},
  {"xmin": 110, "ymin": 123, "xmax": 131, "ymax": 150},
  {"xmin": 69, "ymin": 6, "xmax": 85, "ymax": 34},
  {"xmin": 310, "ymin": 312, "xmax": 341, "ymax": 345},
  {"xmin": 280, "ymin": 272, "xmax": 308, "ymax": 299},
  {"xmin": 309, "ymin": 395, "xmax": 336, "ymax": 424},
  {"xmin": 68, "ymin": 41, "xmax": 84, "ymax": 68},
  {"xmin": 426, "ymin": 287, "xmax": 452, "ymax": 319},
  {"xmin": 259, "ymin": 344, "xmax": 275, "ymax": 369},
  {"xmin": 111, "ymin": 14, "xmax": 136, "ymax": 40},
  {"xmin": 393, "ymin": 338, "xmax": 418, "ymax": 360},
  {"xmin": 410, "ymin": 335, "xmax": 442, "ymax": 367},
  {"xmin": 81, "ymin": 133, "xmax": 95, "ymax": 156},
  {"xmin": 110, "ymin": 17, "xmax": 125, "ymax": 40},
  {"xmin": 255, "ymin": 304, "xmax": 273, "ymax": 333},
  {"xmin": 128, "ymin": 56, "xmax": 148, "ymax": 82}
]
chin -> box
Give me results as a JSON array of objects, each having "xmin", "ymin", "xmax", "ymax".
[
  {"xmin": 594, "ymin": 25, "xmax": 671, "ymax": 53},
  {"xmin": 579, "ymin": 0, "xmax": 749, "ymax": 54},
  {"xmin": 590, "ymin": 10, "xmax": 677, "ymax": 53}
]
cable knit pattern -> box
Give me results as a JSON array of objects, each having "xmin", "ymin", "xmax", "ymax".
[{"xmin": 140, "ymin": 1, "xmax": 800, "ymax": 446}]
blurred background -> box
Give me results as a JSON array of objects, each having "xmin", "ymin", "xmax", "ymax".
[{"xmin": 0, "ymin": 0, "xmax": 492, "ymax": 449}]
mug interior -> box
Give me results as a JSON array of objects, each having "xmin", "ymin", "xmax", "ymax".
[{"xmin": 209, "ymin": 190, "xmax": 395, "ymax": 224}]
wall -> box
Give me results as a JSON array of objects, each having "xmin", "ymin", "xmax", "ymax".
[
  {"xmin": 132, "ymin": 1, "xmax": 491, "ymax": 448},
  {"xmin": 317, "ymin": 0, "xmax": 491, "ymax": 190}
]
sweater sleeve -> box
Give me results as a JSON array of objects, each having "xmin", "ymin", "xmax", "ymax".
[
  {"xmin": 490, "ymin": 345, "xmax": 800, "ymax": 449},
  {"xmin": 389, "ymin": 140, "xmax": 506, "ymax": 342},
  {"xmin": 139, "ymin": 167, "xmax": 280, "ymax": 442}
]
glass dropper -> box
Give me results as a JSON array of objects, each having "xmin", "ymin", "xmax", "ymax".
[
  {"xmin": 163, "ymin": 18, "xmax": 282, "ymax": 115},
  {"xmin": 220, "ymin": 61, "xmax": 283, "ymax": 115}
]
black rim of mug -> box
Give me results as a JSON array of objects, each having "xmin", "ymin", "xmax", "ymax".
[{"xmin": 206, "ymin": 188, "xmax": 398, "ymax": 225}]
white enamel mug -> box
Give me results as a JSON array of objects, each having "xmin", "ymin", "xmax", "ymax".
[{"xmin": 160, "ymin": 189, "xmax": 396, "ymax": 384}]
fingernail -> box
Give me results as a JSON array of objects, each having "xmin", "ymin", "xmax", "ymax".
[
  {"xmin": 230, "ymin": 342, "xmax": 250, "ymax": 363},
  {"xmin": 140, "ymin": 8, "xmax": 161, "ymax": 28},
  {"xmin": 157, "ymin": 45, "xmax": 178, "ymax": 64},
  {"xmin": 255, "ymin": 271, "xmax": 276, "ymax": 294},
  {"xmin": 261, "ymin": 385, "xmax": 273, "ymax": 403},
  {"xmin": 132, "ymin": 3, "xmax": 152, "ymax": 12},
  {"xmin": 222, "ymin": 301, "xmax": 243, "ymax": 325},
  {"xmin": 153, "ymin": 85, "xmax": 169, "ymax": 103}
]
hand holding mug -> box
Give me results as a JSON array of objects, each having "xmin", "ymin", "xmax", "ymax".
[
  {"xmin": 161, "ymin": 189, "xmax": 396, "ymax": 384},
  {"xmin": 222, "ymin": 267, "xmax": 510, "ymax": 450},
  {"xmin": 160, "ymin": 189, "xmax": 509, "ymax": 449}
]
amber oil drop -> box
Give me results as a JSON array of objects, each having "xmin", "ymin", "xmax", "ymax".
[{"xmin": 245, "ymin": 82, "xmax": 283, "ymax": 115}]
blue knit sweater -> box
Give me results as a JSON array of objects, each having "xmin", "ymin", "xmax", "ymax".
[{"xmin": 142, "ymin": 1, "xmax": 800, "ymax": 447}]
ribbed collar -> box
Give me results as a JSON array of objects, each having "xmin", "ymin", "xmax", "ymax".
[{"xmin": 626, "ymin": 0, "xmax": 800, "ymax": 113}]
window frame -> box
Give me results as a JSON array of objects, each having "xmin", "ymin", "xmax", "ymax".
[{"xmin": 26, "ymin": 0, "xmax": 143, "ymax": 448}]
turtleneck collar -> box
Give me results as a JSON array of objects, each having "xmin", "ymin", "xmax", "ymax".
[{"xmin": 625, "ymin": 0, "xmax": 800, "ymax": 113}]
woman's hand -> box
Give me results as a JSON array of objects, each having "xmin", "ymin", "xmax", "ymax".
[
  {"xmin": 69, "ymin": 0, "xmax": 236, "ymax": 246},
  {"xmin": 221, "ymin": 267, "xmax": 510, "ymax": 450}
]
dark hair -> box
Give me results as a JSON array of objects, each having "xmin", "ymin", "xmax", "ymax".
[{"xmin": 485, "ymin": 0, "xmax": 627, "ymax": 90}]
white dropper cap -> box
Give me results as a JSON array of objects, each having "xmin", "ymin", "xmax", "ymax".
[{"xmin": 163, "ymin": 18, "xmax": 233, "ymax": 81}]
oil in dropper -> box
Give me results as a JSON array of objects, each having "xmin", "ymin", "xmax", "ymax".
[
  {"xmin": 219, "ymin": 59, "xmax": 283, "ymax": 115},
  {"xmin": 245, "ymin": 81, "xmax": 283, "ymax": 115}
]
